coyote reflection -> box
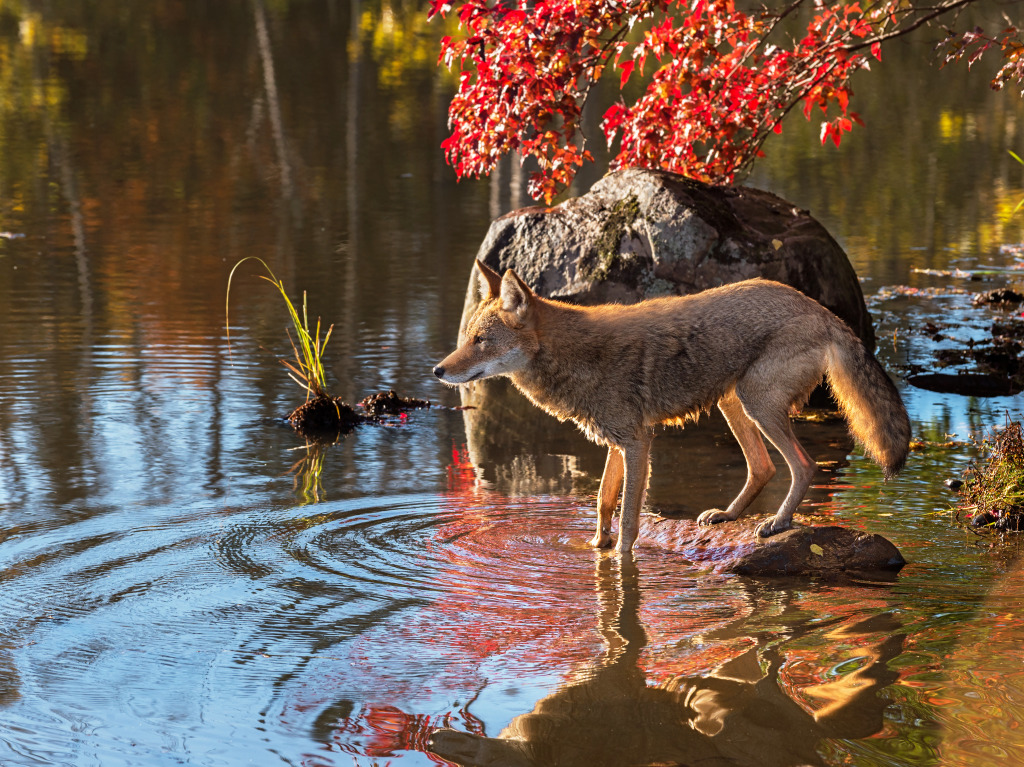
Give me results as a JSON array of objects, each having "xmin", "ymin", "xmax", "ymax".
[{"xmin": 430, "ymin": 557, "xmax": 903, "ymax": 767}]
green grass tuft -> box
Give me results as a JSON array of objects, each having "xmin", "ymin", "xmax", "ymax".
[{"xmin": 226, "ymin": 256, "xmax": 334, "ymax": 401}]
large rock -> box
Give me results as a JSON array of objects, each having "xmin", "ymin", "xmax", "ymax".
[{"xmin": 462, "ymin": 167, "xmax": 874, "ymax": 349}]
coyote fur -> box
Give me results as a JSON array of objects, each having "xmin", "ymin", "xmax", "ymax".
[{"xmin": 434, "ymin": 260, "xmax": 910, "ymax": 553}]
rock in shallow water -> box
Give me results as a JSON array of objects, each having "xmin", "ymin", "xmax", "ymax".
[
  {"xmin": 639, "ymin": 517, "xmax": 905, "ymax": 579},
  {"xmin": 725, "ymin": 525, "xmax": 906, "ymax": 577}
]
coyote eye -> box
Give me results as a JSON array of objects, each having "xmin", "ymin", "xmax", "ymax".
[{"xmin": 472, "ymin": 334, "xmax": 484, "ymax": 345}]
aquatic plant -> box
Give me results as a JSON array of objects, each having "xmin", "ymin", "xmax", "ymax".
[
  {"xmin": 956, "ymin": 418, "xmax": 1024, "ymax": 532},
  {"xmin": 225, "ymin": 260, "xmax": 430, "ymax": 442},
  {"xmin": 226, "ymin": 256, "xmax": 334, "ymax": 401},
  {"xmin": 226, "ymin": 257, "xmax": 367, "ymax": 441},
  {"xmin": 1012, "ymin": 150, "xmax": 1024, "ymax": 215}
]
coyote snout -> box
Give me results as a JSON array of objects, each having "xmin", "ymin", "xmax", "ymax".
[{"xmin": 435, "ymin": 260, "xmax": 911, "ymax": 554}]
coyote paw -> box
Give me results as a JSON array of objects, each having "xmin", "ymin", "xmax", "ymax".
[
  {"xmin": 755, "ymin": 516, "xmax": 791, "ymax": 538},
  {"xmin": 589, "ymin": 531, "xmax": 614, "ymax": 548},
  {"xmin": 697, "ymin": 508, "xmax": 734, "ymax": 526}
]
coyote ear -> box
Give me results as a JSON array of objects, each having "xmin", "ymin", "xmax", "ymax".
[
  {"xmin": 475, "ymin": 259, "xmax": 502, "ymax": 300},
  {"xmin": 500, "ymin": 269, "xmax": 532, "ymax": 317}
]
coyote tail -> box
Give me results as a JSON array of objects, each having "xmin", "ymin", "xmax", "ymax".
[{"xmin": 825, "ymin": 326, "xmax": 911, "ymax": 479}]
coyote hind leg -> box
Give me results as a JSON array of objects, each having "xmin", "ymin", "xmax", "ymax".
[
  {"xmin": 697, "ymin": 393, "xmax": 776, "ymax": 527},
  {"xmin": 742, "ymin": 402, "xmax": 816, "ymax": 538}
]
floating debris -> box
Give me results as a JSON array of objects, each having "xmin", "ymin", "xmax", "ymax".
[
  {"xmin": 973, "ymin": 288, "xmax": 1024, "ymax": 307},
  {"xmin": 874, "ymin": 284, "xmax": 969, "ymax": 300},
  {"xmin": 911, "ymin": 267, "xmax": 974, "ymax": 278},
  {"xmin": 358, "ymin": 389, "xmax": 431, "ymax": 418}
]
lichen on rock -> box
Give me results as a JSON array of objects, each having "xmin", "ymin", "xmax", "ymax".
[{"xmin": 580, "ymin": 193, "xmax": 643, "ymax": 282}]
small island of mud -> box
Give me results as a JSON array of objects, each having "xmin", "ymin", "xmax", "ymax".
[{"xmin": 288, "ymin": 389, "xmax": 431, "ymax": 441}]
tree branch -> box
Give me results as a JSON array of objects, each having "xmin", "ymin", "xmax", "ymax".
[{"xmin": 844, "ymin": 0, "xmax": 980, "ymax": 51}]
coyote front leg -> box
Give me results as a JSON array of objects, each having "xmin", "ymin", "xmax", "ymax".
[
  {"xmin": 591, "ymin": 448, "xmax": 624, "ymax": 549},
  {"xmin": 615, "ymin": 437, "xmax": 652, "ymax": 554}
]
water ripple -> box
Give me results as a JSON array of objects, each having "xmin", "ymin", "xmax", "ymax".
[
  {"xmin": 0, "ymin": 488, "xmax": 1015, "ymax": 767},
  {"xmin": 214, "ymin": 494, "xmax": 607, "ymax": 609}
]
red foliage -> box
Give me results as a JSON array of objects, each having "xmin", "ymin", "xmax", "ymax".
[
  {"xmin": 430, "ymin": 0, "xmax": 1022, "ymax": 203},
  {"xmin": 938, "ymin": 23, "xmax": 1024, "ymax": 92}
]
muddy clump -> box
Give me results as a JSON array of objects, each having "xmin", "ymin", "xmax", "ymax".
[
  {"xmin": 973, "ymin": 288, "xmax": 1024, "ymax": 307},
  {"xmin": 286, "ymin": 389, "xmax": 431, "ymax": 441},
  {"xmin": 358, "ymin": 389, "xmax": 431, "ymax": 417},
  {"xmin": 288, "ymin": 395, "xmax": 366, "ymax": 440}
]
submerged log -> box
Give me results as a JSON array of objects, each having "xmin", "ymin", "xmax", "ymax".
[{"xmin": 906, "ymin": 372, "xmax": 1022, "ymax": 397}]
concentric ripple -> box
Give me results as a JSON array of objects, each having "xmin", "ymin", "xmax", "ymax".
[{"xmin": 215, "ymin": 493, "xmax": 623, "ymax": 608}]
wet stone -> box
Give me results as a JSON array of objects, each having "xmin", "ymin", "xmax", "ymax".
[
  {"xmin": 640, "ymin": 517, "xmax": 906, "ymax": 579},
  {"xmin": 969, "ymin": 509, "xmax": 1024, "ymax": 531},
  {"xmin": 724, "ymin": 525, "xmax": 906, "ymax": 578}
]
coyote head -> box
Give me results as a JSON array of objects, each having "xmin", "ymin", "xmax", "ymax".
[{"xmin": 433, "ymin": 260, "xmax": 539, "ymax": 385}]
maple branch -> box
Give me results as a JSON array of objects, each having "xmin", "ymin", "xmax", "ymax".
[
  {"xmin": 434, "ymin": 0, "xmax": 1024, "ymax": 201},
  {"xmin": 845, "ymin": 0, "xmax": 979, "ymax": 51}
]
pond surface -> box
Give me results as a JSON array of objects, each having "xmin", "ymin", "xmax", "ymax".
[{"xmin": 1, "ymin": 2, "xmax": 1024, "ymax": 766}]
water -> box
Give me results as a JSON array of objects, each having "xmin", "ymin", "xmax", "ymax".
[{"xmin": 1, "ymin": 2, "xmax": 1024, "ymax": 765}]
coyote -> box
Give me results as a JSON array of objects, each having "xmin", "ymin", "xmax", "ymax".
[{"xmin": 433, "ymin": 261, "xmax": 910, "ymax": 553}]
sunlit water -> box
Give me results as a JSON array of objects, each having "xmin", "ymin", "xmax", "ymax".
[{"xmin": 1, "ymin": 2, "xmax": 1024, "ymax": 766}]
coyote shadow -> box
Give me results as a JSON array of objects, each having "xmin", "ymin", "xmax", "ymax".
[{"xmin": 429, "ymin": 555, "xmax": 904, "ymax": 767}]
